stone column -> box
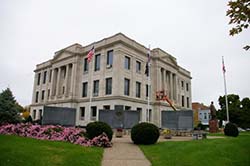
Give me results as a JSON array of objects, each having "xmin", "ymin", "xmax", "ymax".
[
  {"xmin": 65, "ymin": 64, "xmax": 69, "ymax": 97},
  {"xmin": 170, "ymin": 72, "xmax": 173, "ymax": 100},
  {"xmin": 56, "ymin": 67, "xmax": 61, "ymax": 96},
  {"xmin": 51, "ymin": 68, "xmax": 56, "ymax": 98},
  {"xmin": 70, "ymin": 63, "xmax": 76, "ymax": 98},
  {"xmin": 174, "ymin": 74, "xmax": 178, "ymax": 102}
]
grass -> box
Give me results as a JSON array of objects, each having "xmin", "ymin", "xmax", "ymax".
[
  {"xmin": 0, "ymin": 135, "xmax": 103, "ymax": 166},
  {"xmin": 140, "ymin": 133, "xmax": 250, "ymax": 166}
]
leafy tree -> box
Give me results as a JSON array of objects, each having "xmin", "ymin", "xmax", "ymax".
[
  {"xmin": 0, "ymin": 88, "xmax": 22, "ymax": 124},
  {"xmin": 218, "ymin": 94, "xmax": 250, "ymax": 128},
  {"xmin": 226, "ymin": 0, "xmax": 250, "ymax": 50}
]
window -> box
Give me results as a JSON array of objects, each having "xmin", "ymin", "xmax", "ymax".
[
  {"xmin": 103, "ymin": 105, "xmax": 110, "ymax": 110},
  {"xmin": 105, "ymin": 78, "xmax": 112, "ymax": 95},
  {"xmin": 80, "ymin": 107, "xmax": 85, "ymax": 120},
  {"xmin": 186, "ymin": 83, "xmax": 189, "ymax": 91},
  {"xmin": 125, "ymin": 106, "xmax": 131, "ymax": 110},
  {"xmin": 41, "ymin": 90, "xmax": 45, "ymax": 101},
  {"xmin": 182, "ymin": 95, "xmax": 185, "ymax": 107},
  {"xmin": 107, "ymin": 50, "xmax": 113, "ymax": 67},
  {"xmin": 124, "ymin": 56, "xmax": 130, "ymax": 70},
  {"xmin": 39, "ymin": 109, "xmax": 42, "ymax": 120},
  {"xmin": 137, "ymin": 108, "xmax": 142, "ymax": 121},
  {"xmin": 95, "ymin": 54, "xmax": 101, "ymax": 71},
  {"xmin": 136, "ymin": 61, "xmax": 141, "ymax": 73},
  {"xmin": 49, "ymin": 70, "xmax": 52, "ymax": 82},
  {"xmin": 124, "ymin": 78, "xmax": 130, "ymax": 96},
  {"xmin": 82, "ymin": 82, "xmax": 88, "ymax": 97},
  {"xmin": 35, "ymin": 91, "xmax": 39, "ymax": 103},
  {"xmin": 93, "ymin": 80, "xmax": 99, "ymax": 96},
  {"xmin": 47, "ymin": 89, "xmax": 50, "ymax": 99},
  {"xmin": 146, "ymin": 109, "xmax": 152, "ymax": 122},
  {"xmin": 62, "ymin": 86, "xmax": 65, "ymax": 94},
  {"xmin": 204, "ymin": 113, "xmax": 207, "ymax": 120},
  {"xmin": 43, "ymin": 71, "xmax": 47, "ymax": 84},
  {"xmin": 84, "ymin": 58, "xmax": 88, "ymax": 72},
  {"xmin": 181, "ymin": 81, "xmax": 184, "ymax": 89},
  {"xmin": 146, "ymin": 84, "xmax": 149, "ymax": 97},
  {"xmin": 136, "ymin": 82, "xmax": 141, "ymax": 98},
  {"xmin": 187, "ymin": 97, "xmax": 190, "ymax": 108},
  {"xmin": 33, "ymin": 110, "xmax": 36, "ymax": 119},
  {"xmin": 37, "ymin": 73, "xmax": 41, "ymax": 85},
  {"xmin": 91, "ymin": 106, "xmax": 97, "ymax": 121}
]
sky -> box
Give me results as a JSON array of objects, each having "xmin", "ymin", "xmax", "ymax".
[{"xmin": 0, "ymin": 0, "xmax": 249, "ymax": 109}]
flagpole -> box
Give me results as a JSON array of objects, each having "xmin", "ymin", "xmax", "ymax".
[
  {"xmin": 147, "ymin": 45, "xmax": 151, "ymax": 122},
  {"xmin": 222, "ymin": 56, "xmax": 229, "ymax": 123},
  {"xmin": 89, "ymin": 60, "xmax": 93, "ymax": 120}
]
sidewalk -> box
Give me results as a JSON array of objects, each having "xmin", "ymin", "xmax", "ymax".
[{"xmin": 101, "ymin": 135, "xmax": 151, "ymax": 166}]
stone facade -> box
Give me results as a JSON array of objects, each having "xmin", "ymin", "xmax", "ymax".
[{"xmin": 30, "ymin": 33, "xmax": 192, "ymax": 127}]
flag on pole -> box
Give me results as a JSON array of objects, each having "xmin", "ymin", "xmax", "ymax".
[
  {"xmin": 87, "ymin": 46, "xmax": 95, "ymax": 63},
  {"xmin": 145, "ymin": 48, "xmax": 151, "ymax": 76},
  {"xmin": 222, "ymin": 56, "xmax": 226, "ymax": 74}
]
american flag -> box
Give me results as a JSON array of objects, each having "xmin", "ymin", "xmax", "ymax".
[
  {"xmin": 87, "ymin": 46, "xmax": 95, "ymax": 63},
  {"xmin": 145, "ymin": 48, "xmax": 151, "ymax": 76},
  {"xmin": 222, "ymin": 57, "xmax": 226, "ymax": 74}
]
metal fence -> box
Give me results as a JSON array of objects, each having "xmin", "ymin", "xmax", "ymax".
[
  {"xmin": 161, "ymin": 110, "xmax": 193, "ymax": 130},
  {"xmin": 42, "ymin": 106, "xmax": 76, "ymax": 126}
]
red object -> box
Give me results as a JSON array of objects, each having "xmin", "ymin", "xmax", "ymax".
[
  {"xmin": 87, "ymin": 46, "xmax": 95, "ymax": 62},
  {"xmin": 117, "ymin": 128, "xmax": 123, "ymax": 132}
]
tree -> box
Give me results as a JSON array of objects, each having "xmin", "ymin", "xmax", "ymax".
[
  {"xmin": 0, "ymin": 88, "xmax": 22, "ymax": 124},
  {"xmin": 226, "ymin": 0, "xmax": 250, "ymax": 50},
  {"xmin": 218, "ymin": 94, "xmax": 250, "ymax": 128}
]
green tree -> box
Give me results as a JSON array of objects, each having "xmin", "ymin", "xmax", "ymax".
[
  {"xmin": 0, "ymin": 88, "xmax": 22, "ymax": 124},
  {"xmin": 226, "ymin": 0, "xmax": 250, "ymax": 50},
  {"xmin": 218, "ymin": 94, "xmax": 250, "ymax": 128}
]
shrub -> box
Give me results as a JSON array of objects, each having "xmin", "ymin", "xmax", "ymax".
[
  {"xmin": 131, "ymin": 122, "xmax": 160, "ymax": 145},
  {"xmin": 86, "ymin": 121, "xmax": 113, "ymax": 141},
  {"xmin": 224, "ymin": 122, "xmax": 239, "ymax": 137}
]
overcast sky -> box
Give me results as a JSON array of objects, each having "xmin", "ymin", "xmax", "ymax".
[{"xmin": 0, "ymin": 0, "xmax": 249, "ymax": 108}]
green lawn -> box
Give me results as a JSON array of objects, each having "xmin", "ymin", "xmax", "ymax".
[
  {"xmin": 0, "ymin": 135, "xmax": 103, "ymax": 166},
  {"xmin": 140, "ymin": 133, "xmax": 250, "ymax": 166}
]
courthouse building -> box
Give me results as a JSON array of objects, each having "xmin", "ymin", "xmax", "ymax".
[{"xmin": 30, "ymin": 33, "xmax": 192, "ymax": 127}]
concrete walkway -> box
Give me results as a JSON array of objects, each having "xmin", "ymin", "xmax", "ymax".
[{"xmin": 101, "ymin": 135, "xmax": 151, "ymax": 166}]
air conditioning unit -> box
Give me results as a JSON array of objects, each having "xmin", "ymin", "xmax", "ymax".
[{"xmin": 106, "ymin": 64, "xmax": 112, "ymax": 69}]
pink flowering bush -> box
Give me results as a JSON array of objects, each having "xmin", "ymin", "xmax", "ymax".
[{"xmin": 0, "ymin": 123, "xmax": 112, "ymax": 147}]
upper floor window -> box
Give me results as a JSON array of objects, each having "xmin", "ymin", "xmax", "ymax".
[
  {"xmin": 82, "ymin": 82, "xmax": 88, "ymax": 97},
  {"xmin": 37, "ymin": 73, "xmax": 41, "ymax": 85},
  {"xmin": 43, "ymin": 71, "xmax": 47, "ymax": 84},
  {"xmin": 124, "ymin": 56, "xmax": 130, "ymax": 70},
  {"xmin": 181, "ymin": 81, "xmax": 184, "ymax": 89},
  {"xmin": 107, "ymin": 50, "xmax": 113, "ymax": 67},
  {"xmin": 181, "ymin": 95, "xmax": 185, "ymax": 107},
  {"xmin": 93, "ymin": 80, "xmax": 99, "ymax": 97},
  {"xmin": 35, "ymin": 91, "xmax": 39, "ymax": 103},
  {"xmin": 187, "ymin": 97, "xmax": 190, "ymax": 108},
  {"xmin": 186, "ymin": 83, "xmax": 189, "ymax": 91},
  {"xmin": 136, "ymin": 61, "xmax": 141, "ymax": 73},
  {"xmin": 41, "ymin": 90, "xmax": 45, "ymax": 101},
  {"xmin": 95, "ymin": 54, "xmax": 101, "ymax": 71},
  {"xmin": 106, "ymin": 78, "xmax": 112, "ymax": 95},
  {"xmin": 146, "ymin": 84, "xmax": 149, "ymax": 97},
  {"xmin": 124, "ymin": 78, "xmax": 130, "ymax": 96},
  {"xmin": 84, "ymin": 58, "xmax": 88, "ymax": 72},
  {"xmin": 47, "ymin": 89, "xmax": 50, "ymax": 99},
  {"xmin": 136, "ymin": 82, "xmax": 141, "ymax": 98}
]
